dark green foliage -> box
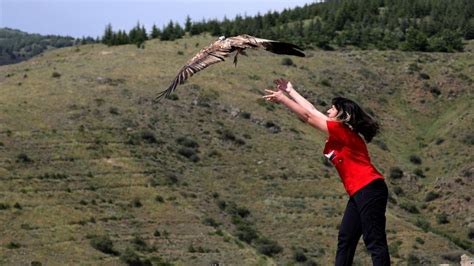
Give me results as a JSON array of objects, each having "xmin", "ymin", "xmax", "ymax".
[
  {"xmin": 399, "ymin": 201, "xmax": 419, "ymax": 214},
  {"xmin": 154, "ymin": 229, "xmax": 161, "ymax": 237},
  {"xmin": 177, "ymin": 147, "xmax": 199, "ymax": 162},
  {"xmin": 255, "ymin": 237, "xmax": 283, "ymax": 256},
  {"xmin": 392, "ymin": 186, "xmax": 403, "ymax": 196},
  {"xmin": 407, "ymin": 253, "xmax": 421, "ymax": 265},
  {"xmin": 436, "ymin": 212, "xmax": 449, "ymax": 224},
  {"xmin": 52, "ymin": 72, "xmax": 61, "ymax": 78},
  {"xmin": 413, "ymin": 168, "xmax": 425, "ymax": 178},
  {"xmin": 155, "ymin": 195, "xmax": 164, "ymax": 203},
  {"xmin": 16, "ymin": 153, "xmax": 33, "ymax": 163},
  {"xmin": 30, "ymin": 261, "xmax": 42, "ymax": 266},
  {"xmin": 235, "ymin": 224, "xmax": 258, "ymax": 243},
  {"xmin": 90, "ymin": 235, "xmax": 118, "ymax": 255},
  {"xmin": 6, "ymin": 242, "xmax": 21, "ymax": 249},
  {"xmin": 293, "ymin": 248, "xmax": 308, "ymax": 262},
  {"xmin": 120, "ymin": 247, "xmax": 152, "ymax": 266},
  {"xmin": 388, "ymin": 240, "xmax": 402, "ymax": 257},
  {"xmin": 176, "ymin": 136, "xmax": 200, "ymax": 161},
  {"xmin": 203, "ymin": 217, "xmax": 221, "ymax": 228},
  {"xmin": 415, "ymin": 237, "xmax": 425, "ymax": 244},
  {"xmin": 389, "ymin": 167, "xmax": 403, "ymax": 179},
  {"xmin": 425, "ymin": 191, "xmax": 440, "ymax": 202},
  {"xmin": 462, "ymin": 134, "xmax": 474, "ymax": 145},
  {"xmin": 415, "ymin": 218, "xmax": 431, "ymax": 232},
  {"xmin": 281, "ymin": 57, "xmax": 295, "ymax": 66},
  {"xmin": 409, "ymin": 155, "xmax": 422, "ymax": 165},
  {"xmin": 132, "ymin": 198, "xmax": 142, "ymax": 208},
  {"xmin": 176, "ymin": 136, "xmax": 199, "ymax": 148},
  {"xmin": 468, "ymin": 228, "xmax": 474, "ymax": 239},
  {"xmin": 401, "ymin": 28, "xmax": 428, "ymax": 51}
]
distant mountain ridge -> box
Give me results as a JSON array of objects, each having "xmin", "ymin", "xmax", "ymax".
[{"xmin": 0, "ymin": 28, "xmax": 95, "ymax": 66}]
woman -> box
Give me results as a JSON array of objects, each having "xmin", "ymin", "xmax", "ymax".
[{"xmin": 263, "ymin": 79, "xmax": 390, "ymax": 266}]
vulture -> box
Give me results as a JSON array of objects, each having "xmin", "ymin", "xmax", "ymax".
[{"xmin": 154, "ymin": 34, "xmax": 305, "ymax": 102}]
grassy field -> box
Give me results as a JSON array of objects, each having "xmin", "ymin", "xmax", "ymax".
[{"xmin": 0, "ymin": 34, "xmax": 472, "ymax": 265}]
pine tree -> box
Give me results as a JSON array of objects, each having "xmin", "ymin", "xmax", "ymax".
[
  {"xmin": 102, "ymin": 23, "xmax": 113, "ymax": 46},
  {"xmin": 185, "ymin": 15, "xmax": 192, "ymax": 32},
  {"xmin": 151, "ymin": 24, "xmax": 161, "ymax": 39}
]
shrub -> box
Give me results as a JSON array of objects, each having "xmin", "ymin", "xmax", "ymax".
[
  {"xmin": 399, "ymin": 201, "xmax": 419, "ymax": 214},
  {"xmin": 120, "ymin": 247, "xmax": 151, "ymax": 266},
  {"xmin": 235, "ymin": 224, "xmax": 258, "ymax": 243},
  {"xmin": 462, "ymin": 134, "xmax": 474, "ymax": 145},
  {"xmin": 409, "ymin": 155, "xmax": 422, "ymax": 165},
  {"xmin": 436, "ymin": 212, "xmax": 449, "ymax": 224},
  {"xmin": 0, "ymin": 203, "xmax": 11, "ymax": 210},
  {"xmin": 320, "ymin": 79, "xmax": 331, "ymax": 87},
  {"xmin": 415, "ymin": 218, "xmax": 431, "ymax": 232},
  {"xmin": 167, "ymin": 94, "xmax": 179, "ymax": 101},
  {"xmin": 90, "ymin": 235, "xmax": 117, "ymax": 255},
  {"xmin": 177, "ymin": 147, "xmax": 199, "ymax": 162},
  {"xmin": 16, "ymin": 153, "xmax": 33, "ymax": 163},
  {"xmin": 132, "ymin": 198, "xmax": 142, "ymax": 208},
  {"xmin": 176, "ymin": 136, "xmax": 199, "ymax": 148},
  {"xmin": 419, "ymin": 73, "xmax": 430, "ymax": 80},
  {"xmin": 217, "ymin": 200, "xmax": 226, "ymax": 210},
  {"xmin": 240, "ymin": 112, "xmax": 251, "ymax": 119},
  {"xmin": 425, "ymin": 191, "xmax": 440, "ymax": 202},
  {"xmin": 393, "ymin": 186, "xmax": 404, "ymax": 196},
  {"xmin": 52, "ymin": 72, "xmax": 61, "ymax": 78},
  {"xmin": 155, "ymin": 195, "xmax": 164, "ymax": 203},
  {"xmin": 413, "ymin": 168, "xmax": 425, "ymax": 178},
  {"xmin": 132, "ymin": 235, "xmax": 149, "ymax": 251},
  {"xmin": 468, "ymin": 228, "xmax": 474, "ymax": 239},
  {"xmin": 293, "ymin": 249, "xmax": 307, "ymax": 262},
  {"xmin": 255, "ymin": 238, "xmax": 283, "ymax": 256},
  {"xmin": 281, "ymin": 57, "xmax": 294, "ymax": 66},
  {"xmin": 6, "ymin": 242, "xmax": 21, "ymax": 249},
  {"xmin": 407, "ymin": 253, "xmax": 421, "ymax": 265},
  {"xmin": 389, "ymin": 167, "xmax": 403, "ymax": 179},
  {"xmin": 140, "ymin": 130, "xmax": 158, "ymax": 144},
  {"xmin": 109, "ymin": 107, "xmax": 120, "ymax": 115},
  {"xmin": 430, "ymin": 86, "xmax": 441, "ymax": 96},
  {"xmin": 415, "ymin": 237, "xmax": 425, "ymax": 244},
  {"xmin": 203, "ymin": 217, "xmax": 220, "ymax": 228}
]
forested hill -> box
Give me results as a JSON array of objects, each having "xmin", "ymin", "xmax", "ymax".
[
  {"xmin": 0, "ymin": 28, "xmax": 96, "ymax": 66},
  {"xmin": 103, "ymin": 0, "xmax": 473, "ymax": 52}
]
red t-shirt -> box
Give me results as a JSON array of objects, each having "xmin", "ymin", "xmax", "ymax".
[{"xmin": 323, "ymin": 120, "xmax": 384, "ymax": 196}]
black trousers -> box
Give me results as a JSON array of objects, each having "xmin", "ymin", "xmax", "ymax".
[{"xmin": 335, "ymin": 178, "xmax": 390, "ymax": 266}]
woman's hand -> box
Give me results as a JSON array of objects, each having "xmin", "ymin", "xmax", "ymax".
[
  {"xmin": 263, "ymin": 88, "xmax": 286, "ymax": 104},
  {"xmin": 274, "ymin": 78, "xmax": 293, "ymax": 93}
]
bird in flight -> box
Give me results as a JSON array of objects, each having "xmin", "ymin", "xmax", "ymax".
[{"xmin": 154, "ymin": 34, "xmax": 305, "ymax": 102}]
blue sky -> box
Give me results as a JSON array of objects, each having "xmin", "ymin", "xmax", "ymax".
[{"xmin": 1, "ymin": 0, "xmax": 317, "ymax": 38}]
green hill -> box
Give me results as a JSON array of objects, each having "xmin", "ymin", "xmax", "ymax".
[{"xmin": 0, "ymin": 34, "xmax": 472, "ymax": 265}]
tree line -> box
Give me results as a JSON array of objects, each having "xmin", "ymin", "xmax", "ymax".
[{"xmin": 102, "ymin": 0, "xmax": 472, "ymax": 52}]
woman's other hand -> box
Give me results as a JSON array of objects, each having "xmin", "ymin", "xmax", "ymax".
[
  {"xmin": 263, "ymin": 88, "xmax": 285, "ymax": 104},
  {"xmin": 274, "ymin": 78, "xmax": 293, "ymax": 93}
]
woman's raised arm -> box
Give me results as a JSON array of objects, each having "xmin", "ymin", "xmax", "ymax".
[
  {"xmin": 263, "ymin": 88, "xmax": 328, "ymax": 133},
  {"xmin": 274, "ymin": 79, "xmax": 328, "ymax": 122}
]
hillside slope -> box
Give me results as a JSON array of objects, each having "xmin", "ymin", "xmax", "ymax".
[{"xmin": 0, "ymin": 35, "xmax": 472, "ymax": 265}]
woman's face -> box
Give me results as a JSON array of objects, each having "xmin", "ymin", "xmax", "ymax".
[{"xmin": 327, "ymin": 105, "xmax": 338, "ymax": 119}]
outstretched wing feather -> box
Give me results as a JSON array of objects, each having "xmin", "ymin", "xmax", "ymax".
[{"xmin": 155, "ymin": 50, "xmax": 228, "ymax": 102}]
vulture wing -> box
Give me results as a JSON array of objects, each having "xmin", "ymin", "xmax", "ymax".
[{"xmin": 154, "ymin": 44, "xmax": 233, "ymax": 101}]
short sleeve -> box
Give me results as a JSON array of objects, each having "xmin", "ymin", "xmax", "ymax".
[{"xmin": 326, "ymin": 120, "xmax": 348, "ymax": 145}]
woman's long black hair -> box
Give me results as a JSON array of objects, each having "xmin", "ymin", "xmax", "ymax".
[{"xmin": 332, "ymin": 97, "xmax": 379, "ymax": 143}]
